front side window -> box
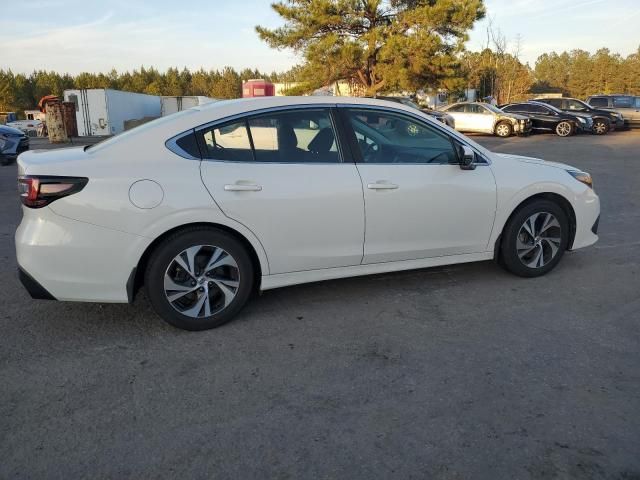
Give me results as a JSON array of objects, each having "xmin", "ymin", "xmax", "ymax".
[
  {"xmin": 466, "ymin": 104, "xmax": 487, "ymax": 114},
  {"xmin": 345, "ymin": 109, "xmax": 457, "ymax": 164},
  {"xmin": 248, "ymin": 109, "xmax": 339, "ymax": 163},
  {"xmin": 565, "ymin": 99, "xmax": 587, "ymax": 111}
]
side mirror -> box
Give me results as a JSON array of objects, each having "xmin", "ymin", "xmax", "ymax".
[{"xmin": 459, "ymin": 145, "xmax": 476, "ymax": 170}]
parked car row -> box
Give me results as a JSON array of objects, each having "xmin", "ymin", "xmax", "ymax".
[{"xmin": 376, "ymin": 93, "xmax": 638, "ymax": 138}]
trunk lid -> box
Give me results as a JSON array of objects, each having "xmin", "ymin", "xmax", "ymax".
[{"xmin": 17, "ymin": 146, "xmax": 90, "ymax": 176}]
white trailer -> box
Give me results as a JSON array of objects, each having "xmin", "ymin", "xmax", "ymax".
[
  {"xmin": 161, "ymin": 96, "xmax": 216, "ymax": 116},
  {"xmin": 63, "ymin": 89, "xmax": 161, "ymax": 136}
]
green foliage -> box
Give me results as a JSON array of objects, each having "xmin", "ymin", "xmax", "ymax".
[
  {"xmin": 0, "ymin": 66, "xmax": 283, "ymax": 118},
  {"xmin": 533, "ymin": 47, "xmax": 640, "ymax": 98},
  {"xmin": 256, "ymin": 0, "xmax": 485, "ymax": 95},
  {"xmin": 461, "ymin": 48, "xmax": 533, "ymax": 103}
]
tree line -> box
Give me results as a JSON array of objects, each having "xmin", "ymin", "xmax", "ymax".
[
  {"xmin": 1, "ymin": 48, "xmax": 639, "ymax": 116},
  {"xmin": 0, "ymin": 66, "xmax": 295, "ymax": 115}
]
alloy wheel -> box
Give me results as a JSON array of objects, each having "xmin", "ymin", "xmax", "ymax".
[
  {"xmin": 516, "ymin": 212, "xmax": 562, "ymax": 268},
  {"xmin": 556, "ymin": 122, "xmax": 572, "ymax": 137},
  {"xmin": 496, "ymin": 124, "xmax": 510, "ymax": 137},
  {"xmin": 594, "ymin": 121, "xmax": 607, "ymax": 135},
  {"xmin": 163, "ymin": 245, "xmax": 240, "ymax": 318}
]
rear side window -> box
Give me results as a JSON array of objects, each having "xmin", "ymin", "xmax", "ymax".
[
  {"xmin": 503, "ymin": 104, "xmax": 529, "ymax": 113},
  {"xmin": 589, "ymin": 97, "xmax": 608, "ymax": 107},
  {"xmin": 446, "ymin": 104, "xmax": 466, "ymax": 112},
  {"xmin": 545, "ymin": 98, "xmax": 562, "ymax": 108},
  {"xmin": 175, "ymin": 132, "xmax": 201, "ymax": 158},
  {"xmin": 613, "ymin": 96, "xmax": 634, "ymax": 107},
  {"xmin": 247, "ymin": 109, "xmax": 339, "ymax": 163},
  {"xmin": 200, "ymin": 120, "xmax": 254, "ymax": 162}
]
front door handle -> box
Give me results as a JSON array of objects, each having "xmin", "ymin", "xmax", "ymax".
[
  {"xmin": 224, "ymin": 183, "xmax": 262, "ymax": 192},
  {"xmin": 367, "ymin": 182, "xmax": 399, "ymax": 190}
]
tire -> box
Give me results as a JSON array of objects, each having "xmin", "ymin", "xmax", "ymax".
[
  {"xmin": 593, "ymin": 119, "xmax": 609, "ymax": 135},
  {"xmin": 555, "ymin": 121, "xmax": 574, "ymax": 137},
  {"xmin": 145, "ymin": 227, "xmax": 254, "ymax": 331},
  {"xmin": 500, "ymin": 199, "xmax": 570, "ymax": 277},
  {"xmin": 495, "ymin": 121, "xmax": 513, "ymax": 138}
]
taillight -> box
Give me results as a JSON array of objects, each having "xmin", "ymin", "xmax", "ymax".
[{"xmin": 18, "ymin": 175, "xmax": 88, "ymax": 208}]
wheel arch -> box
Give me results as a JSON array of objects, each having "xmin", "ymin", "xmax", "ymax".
[
  {"xmin": 128, "ymin": 222, "xmax": 266, "ymax": 303},
  {"xmin": 493, "ymin": 192, "xmax": 577, "ymax": 260}
]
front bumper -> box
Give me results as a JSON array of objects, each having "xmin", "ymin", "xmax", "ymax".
[
  {"xmin": 570, "ymin": 186, "xmax": 600, "ymax": 250},
  {"xmin": 514, "ymin": 120, "xmax": 532, "ymax": 134}
]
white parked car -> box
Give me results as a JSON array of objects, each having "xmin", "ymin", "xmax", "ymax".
[
  {"xmin": 15, "ymin": 97, "xmax": 600, "ymax": 331},
  {"xmin": 440, "ymin": 102, "xmax": 532, "ymax": 137}
]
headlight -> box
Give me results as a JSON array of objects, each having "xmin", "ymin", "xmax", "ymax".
[
  {"xmin": 567, "ymin": 170, "xmax": 593, "ymax": 189},
  {"xmin": 577, "ymin": 117, "xmax": 586, "ymax": 124}
]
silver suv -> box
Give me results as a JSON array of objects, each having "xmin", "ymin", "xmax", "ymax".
[{"xmin": 585, "ymin": 95, "xmax": 640, "ymax": 128}]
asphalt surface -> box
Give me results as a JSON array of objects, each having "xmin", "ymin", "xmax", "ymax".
[{"xmin": 1, "ymin": 132, "xmax": 639, "ymax": 479}]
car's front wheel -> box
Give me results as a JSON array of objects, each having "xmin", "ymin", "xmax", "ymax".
[
  {"xmin": 495, "ymin": 121, "xmax": 513, "ymax": 138},
  {"xmin": 500, "ymin": 199, "xmax": 570, "ymax": 277},
  {"xmin": 555, "ymin": 121, "xmax": 574, "ymax": 137},
  {"xmin": 145, "ymin": 227, "xmax": 254, "ymax": 331},
  {"xmin": 593, "ymin": 119, "xmax": 609, "ymax": 135}
]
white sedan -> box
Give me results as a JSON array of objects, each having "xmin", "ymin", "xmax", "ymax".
[{"xmin": 15, "ymin": 97, "xmax": 600, "ymax": 330}]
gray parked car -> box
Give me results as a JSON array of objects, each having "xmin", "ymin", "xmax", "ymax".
[
  {"xmin": 0, "ymin": 124, "xmax": 30, "ymax": 166},
  {"xmin": 585, "ymin": 95, "xmax": 640, "ymax": 128}
]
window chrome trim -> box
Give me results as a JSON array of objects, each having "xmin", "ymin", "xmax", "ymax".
[
  {"xmin": 166, "ymin": 102, "xmax": 491, "ymax": 165},
  {"xmin": 337, "ymin": 103, "xmax": 491, "ymax": 166},
  {"xmin": 165, "ymin": 129, "xmax": 199, "ymax": 160}
]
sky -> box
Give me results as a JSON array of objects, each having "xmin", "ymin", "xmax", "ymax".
[{"xmin": 1, "ymin": 0, "xmax": 639, "ymax": 75}]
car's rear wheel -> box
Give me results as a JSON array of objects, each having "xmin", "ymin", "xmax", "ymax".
[
  {"xmin": 555, "ymin": 121, "xmax": 574, "ymax": 137},
  {"xmin": 495, "ymin": 121, "xmax": 513, "ymax": 138},
  {"xmin": 593, "ymin": 119, "xmax": 609, "ymax": 135},
  {"xmin": 500, "ymin": 200, "xmax": 570, "ymax": 277},
  {"xmin": 145, "ymin": 227, "xmax": 254, "ymax": 331}
]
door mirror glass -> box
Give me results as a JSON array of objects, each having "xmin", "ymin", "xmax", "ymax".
[{"xmin": 458, "ymin": 145, "xmax": 476, "ymax": 170}]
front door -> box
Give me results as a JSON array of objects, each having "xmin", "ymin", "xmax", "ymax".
[
  {"xmin": 341, "ymin": 107, "xmax": 497, "ymax": 264},
  {"xmin": 199, "ymin": 107, "xmax": 365, "ymax": 274}
]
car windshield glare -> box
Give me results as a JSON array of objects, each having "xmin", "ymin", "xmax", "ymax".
[{"xmin": 484, "ymin": 104, "xmax": 504, "ymax": 114}]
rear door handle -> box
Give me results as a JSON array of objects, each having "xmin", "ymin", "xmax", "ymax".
[
  {"xmin": 367, "ymin": 182, "xmax": 398, "ymax": 190},
  {"xmin": 224, "ymin": 183, "xmax": 262, "ymax": 192}
]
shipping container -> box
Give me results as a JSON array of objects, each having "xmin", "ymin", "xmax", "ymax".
[
  {"xmin": 160, "ymin": 96, "xmax": 216, "ymax": 116},
  {"xmin": 63, "ymin": 89, "xmax": 161, "ymax": 136},
  {"xmin": 242, "ymin": 79, "xmax": 275, "ymax": 98}
]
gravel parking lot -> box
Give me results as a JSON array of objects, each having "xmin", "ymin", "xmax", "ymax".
[{"xmin": 1, "ymin": 132, "xmax": 639, "ymax": 479}]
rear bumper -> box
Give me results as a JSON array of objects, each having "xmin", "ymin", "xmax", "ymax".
[
  {"xmin": 18, "ymin": 267, "xmax": 56, "ymax": 300},
  {"xmin": 15, "ymin": 206, "xmax": 147, "ymax": 303}
]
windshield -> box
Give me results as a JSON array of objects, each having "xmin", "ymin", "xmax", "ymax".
[
  {"xmin": 483, "ymin": 103, "xmax": 504, "ymax": 114},
  {"xmin": 566, "ymin": 99, "xmax": 589, "ymax": 111},
  {"xmin": 396, "ymin": 98, "xmax": 421, "ymax": 110}
]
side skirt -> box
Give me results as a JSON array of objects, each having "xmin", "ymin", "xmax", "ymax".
[{"xmin": 260, "ymin": 251, "xmax": 494, "ymax": 291}]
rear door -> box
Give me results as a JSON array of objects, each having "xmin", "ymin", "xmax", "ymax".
[
  {"xmin": 613, "ymin": 96, "xmax": 640, "ymax": 124},
  {"xmin": 341, "ymin": 107, "xmax": 497, "ymax": 263},
  {"xmin": 199, "ymin": 107, "xmax": 365, "ymax": 274},
  {"xmin": 444, "ymin": 104, "xmax": 470, "ymax": 131}
]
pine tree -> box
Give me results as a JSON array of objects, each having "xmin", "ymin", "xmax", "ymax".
[{"xmin": 256, "ymin": 0, "xmax": 485, "ymax": 95}]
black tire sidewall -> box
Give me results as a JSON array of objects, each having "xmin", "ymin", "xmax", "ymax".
[
  {"xmin": 500, "ymin": 200, "xmax": 570, "ymax": 277},
  {"xmin": 145, "ymin": 228, "xmax": 254, "ymax": 331}
]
